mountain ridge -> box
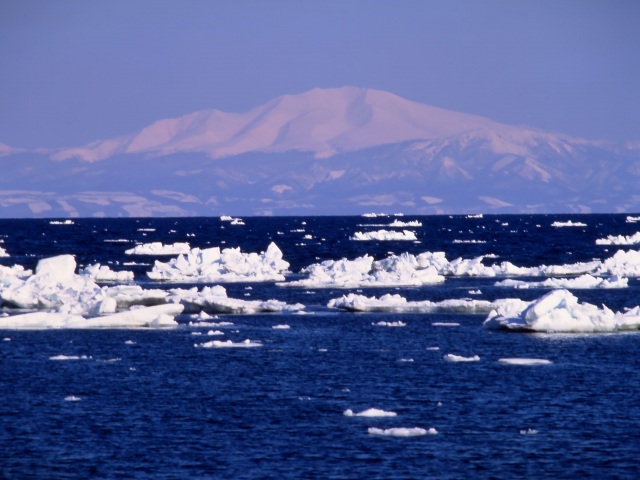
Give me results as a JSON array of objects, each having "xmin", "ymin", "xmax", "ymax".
[{"xmin": 0, "ymin": 87, "xmax": 638, "ymax": 218}]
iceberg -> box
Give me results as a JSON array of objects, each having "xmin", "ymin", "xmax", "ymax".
[
  {"xmin": 125, "ymin": 242, "xmax": 191, "ymax": 255},
  {"xmin": 147, "ymin": 242, "xmax": 289, "ymax": 282},
  {"xmin": 168, "ymin": 285, "xmax": 304, "ymax": 314},
  {"xmin": 595, "ymin": 232, "xmax": 640, "ymax": 245},
  {"xmin": 483, "ymin": 289, "xmax": 640, "ymax": 333},
  {"xmin": 351, "ymin": 229, "xmax": 417, "ymax": 241}
]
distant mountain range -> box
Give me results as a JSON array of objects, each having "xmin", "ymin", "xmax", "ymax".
[{"xmin": 1, "ymin": 86, "xmax": 639, "ymax": 218}]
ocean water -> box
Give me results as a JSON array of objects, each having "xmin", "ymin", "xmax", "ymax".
[{"xmin": 1, "ymin": 214, "xmax": 640, "ymax": 479}]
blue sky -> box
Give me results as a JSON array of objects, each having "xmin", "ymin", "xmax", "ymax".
[{"xmin": 1, "ymin": 0, "xmax": 638, "ymax": 148}]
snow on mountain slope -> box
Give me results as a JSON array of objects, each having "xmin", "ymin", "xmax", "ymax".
[{"xmin": 52, "ymin": 87, "xmax": 500, "ymax": 162}]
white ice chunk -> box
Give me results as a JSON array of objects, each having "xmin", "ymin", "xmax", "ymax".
[
  {"xmin": 283, "ymin": 253, "xmax": 444, "ymax": 288},
  {"xmin": 80, "ymin": 263, "xmax": 134, "ymax": 282},
  {"xmin": 196, "ymin": 339, "xmax": 262, "ymax": 348},
  {"xmin": 125, "ymin": 242, "xmax": 191, "ymax": 255},
  {"xmin": 388, "ymin": 220, "xmax": 422, "ymax": 228},
  {"xmin": 495, "ymin": 274, "xmax": 628, "ymax": 289},
  {"xmin": 328, "ymin": 293, "xmax": 527, "ymax": 314},
  {"xmin": 344, "ymin": 408, "xmax": 397, "ymax": 417},
  {"xmin": 596, "ymin": 232, "xmax": 640, "ymax": 246},
  {"xmin": 484, "ymin": 289, "xmax": 640, "ymax": 333},
  {"xmin": 351, "ymin": 230, "xmax": 417, "ymax": 241},
  {"xmin": 0, "ymin": 304, "xmax": 182, "ymax": 329},
  {"xmin": 147, "ymin": 242, "xmax": 289, "ymax": 282},
  {"xmin": 443, "ymin": 354, "xmax": 480, "ymax": 362},
  {"xmin": 498, "ymin": 358, "xmax": 552, "ymax": 365},
  {"xmin": 0, "ymin": 246, "xmax": 8, "ymax": 257},
  {"xmin": 551, "ymin": 220, "xmax": 587, "ymax": 227},
  {"xmin": 368, "ymin": 427, "xmax": 437, "ymax": 436},
  {"xmin": 169, "ymin": 285, "xmax": 304, "ymax": 314}
]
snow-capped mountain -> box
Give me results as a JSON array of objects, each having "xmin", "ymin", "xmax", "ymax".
[{"xmin": 1, "ymin": 87, "xmax": 639, "ymax": 217}]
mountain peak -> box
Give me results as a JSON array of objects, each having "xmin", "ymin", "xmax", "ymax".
[{"xmin": 52, "ymin": 87, "xmax": 502, "ymax": 162}]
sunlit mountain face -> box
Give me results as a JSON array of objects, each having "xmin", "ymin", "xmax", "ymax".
[{"xmin": 1, "ymin": 87, "xmax": 639, "ymax": 217}]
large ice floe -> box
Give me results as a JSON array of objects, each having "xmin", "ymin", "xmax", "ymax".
[
  {"xmin": 351, "ymin": 230, "xmax": 417, "ymax": 241},
  {"xmin": 595, "ymin": 232, "xmax": 640, "ymax": 246},
  {"xmin": 328, "ymin": 293, "xmax": 528, "ymax": 314},
  {"xmin": 168, "ymin": 285, "xmax": 304, "ymax": 314},
  {"xmin": 125, "ymin": 242, "xmax": 191, "ymax": 255},
  {"xmin": 0, "ymin": 255, "xmax": 182, "ymax": 329},
  {"xmin": 284, "ymin": 247, "xmax": 640, "ymax": 289},
  {"xmin": 281, "ymin": 253, "xmax": 445, "ymax": 288},
  {"xmin": 147, "ymin": 242, "xmax": 289, "ymax": 282},
  {"xmin": 495, "ymin": 274, "xmax": 628, "ymax": 290},
  {"xmin": 483, "ymin": 289, "xmax": 640, "ymax": 333}
]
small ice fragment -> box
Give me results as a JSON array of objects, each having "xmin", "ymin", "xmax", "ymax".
[
  {"xmin": 272, "ymin": 324, "xmax": 291, "ymax": 329},
  {"xmin": 520, "ymin": 428, "xmax": 538, "ymax": 435},
  {"xmin": 64, "ymin": 395, "xmax": 82, "ymax": 402},
  {"xmin": 498, "ymin": 358, "xmax": 552, "ymax": 366},
  {"xmin": 368, "ymin": 427, "xmax": 436, "ymax": 437},
  {"xmin": 124, "ymin": 340, "xmax": 136, "ymax": 345},
  {"xmin": 344, "ymin": 408, "xmax": 397, "ymax": 417},
  {"xmin": 374, "ymin": 321, "xmax": 406, "ymax": 327},
  {"xmin": 432, "ymin": 322, "xmax": 460, "ymax": 327},
  {"xmin": 443, "ymin": 354, "xmax": 480, "ymax": 363}
]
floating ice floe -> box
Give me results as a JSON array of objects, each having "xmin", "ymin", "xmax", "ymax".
[
  {"xmin": 595, "ymin": 249, "xmax": 640, "ymax": 276},
  {"xmin": 351, "ymin": 230, "xmax": 417, "ymax": 241},
  {"xmin": 483, "ymin": 289, "xmax": 640, "ymax": 333},
  {"xmin": 281, "ymin": 253, "xmax": 444, "ymax": 288},
  {"xmin": 49, "ymin": 219, "xmax": 75, "ymax": 225},
  {"xmin": 344, "ymin": 408, "xmax": 397, "ymax": 417},
  {"xmin": 147, "ymin": 242, "xmax": 289, "ymax": 282},
  {"xmin": 0, "ymin": 304, "xmax": 183, "ymax": 330},
  {"xmin": 595, "ymin": 232, "xmax": 640, "ymax": 246},
  {"xmin": 328, "ymin": 293, "xmax": 528, "ymax": 314},
  {"xmin": 125, "ymin": 242, "xmax": 191, "ymax": 255},
  {"xmin": 49, "ymin": 355, "xmax": 91, "ymax": 361},
  {"xmin": 443, "ymin": 354, "xmax": 481, "ymax": 363},
  {"xmin": 168, "ymin": 285, "xmax": 304, "ymax": 314},
  {"xmin": 196, "ymin": 339, "xmax": 262, "ymax": 348},
  {"xmin": 498, "ymin": 358, "xmax": 552, "ymax": 366},
  {"xmin": 272, "ymin": 324, "xmax": 290, "ymax": 329},
  {"xmin": 495, "ymin": 274, "xmax": 628, "ymax": 290},
  {"xmin": 0, "ymin": 246, "xmax": 9, "ymax": 257},
  {"xmin": 551, "ymin": 220, "xmax": 587, "ymax": 227},
  {"xmin": 79, "ymin": 263, "xmax": 135, "ymax": 282},
  {"xmin": 220, "ymin": 215, "xmax": 244, "ymax": 225},
  {"xmin": 374, "ymin": 320, "xmax": 406, "ymax": 327},
  {"xmin": 64, "ymin": 395, "xmax": 82, "ymax": 402},
  {"xmin": 368, "ymin": 427, "xmax": 437, "ymax": 437},
  {"xmin": 388, "ymin": 220, "xmax": 422, "ymax": 228},
  {"xmin": 0, "ymin": 255, "xmax": 183, "ymax": 329},
  {"xmin": 627, "ymin": 216, "xmax": 640, "ymax": 223}
]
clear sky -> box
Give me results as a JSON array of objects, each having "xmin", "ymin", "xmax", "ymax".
[{"xmin": 1, "ymin": 0, "xmax": 638, "ymax": 149}]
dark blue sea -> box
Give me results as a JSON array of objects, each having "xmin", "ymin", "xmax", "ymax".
[{"xmin": 1, "ymin": 214, "xmax": 640, "ymax": 479}]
